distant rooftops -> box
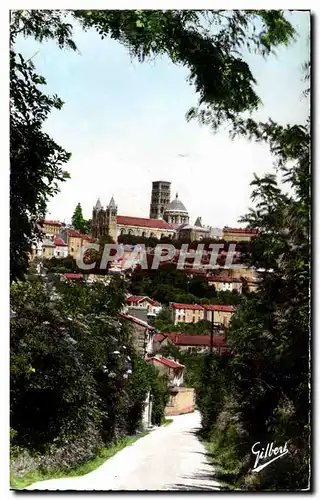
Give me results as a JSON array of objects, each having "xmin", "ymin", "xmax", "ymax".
[
  {"xmin": 43, "ymin": 220, "xmax": 62, "ymax": 226},
  {"xmin": 223, "ymin": 227, "xmax": 258, "ymax": 235},
  {"xmin": 146, "ymin": 356, "xmax": 184, "ymax": 369}
]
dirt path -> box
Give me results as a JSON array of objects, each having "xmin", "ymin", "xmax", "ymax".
[{"xmin": 28, "ymin": 411, "xmax": 220, "ymax": 491}]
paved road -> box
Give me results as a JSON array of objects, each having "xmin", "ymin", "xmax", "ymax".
[{"xmin": 27, "ymin": 411, "xmax": 220, "ymax": 491}]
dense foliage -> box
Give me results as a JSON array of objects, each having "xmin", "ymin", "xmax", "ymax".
[
  {"xmin": 71, "ymin": 203, "xmax": 91, "ymax": 234},
  {"xmin": 129, "ymin": 265, "xmax": 244, "ymax": 306},
  {"xmin": 197, "ymin": 115, "xmax": 310, "ymax": 490}
]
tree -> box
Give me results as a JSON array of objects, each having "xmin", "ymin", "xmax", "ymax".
[
  {"xmin": 82, "ymin": 218, "xmax": 92, "ymax": 235},
  {"xmin": 198, "ymin": 108, "xmax": 310, "ymax": 489},
  {"xmin": 10, "ymin": 276, "xmax": 169, "ymax": 463},
  {"xmin": 10, "ymin": 11, "xmax": 75, "ymax": 282},
  {"xmin": 71, "ymin": 203, "xmax": 86, "ymax": 233},
  {"xmin": 10, "ymin": 9, "xmax": 295, "ymax": 280}
]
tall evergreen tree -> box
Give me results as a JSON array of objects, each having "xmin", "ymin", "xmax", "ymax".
[{"xmin": 71, "ymin": 203, "xmax": 85, "ymax": 233}]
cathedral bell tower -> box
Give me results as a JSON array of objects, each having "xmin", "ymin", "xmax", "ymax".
[
  {"xmin": 106, "ymin": 196, "xmax": 118, "ymax": 242},
  {"xmin": 91, "ymin": 196, "xmax": 118, "ymax": 241}
]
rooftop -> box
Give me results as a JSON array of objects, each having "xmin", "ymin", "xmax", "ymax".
[
  {"xmin": 164, "ymin": 193, "xmax": 188, "ymax": 214},
  {"xmin": 43, "ymin": 220, "xmax": 62, "ymax": 226},
  {"xmin": 64, "ymin": 273, "xmax": 84, "ymax": 280},
  {"xmin": 202, "ymin": 304, "xmax": 237, "ymax": 312},
  {"xmin": 117, "ymin": 215, "xmax": 173, "ymax": 230},
  {"xmin": 171, "ymin": 303, "xmax": 204, "ymax": 311},
  {"xmin": 54, "ymin": 237, "xmax": 67, "ymax": 246},
  {"xmin": 165, "ymin": 334, "xmax": 227, "ymax": 347},
  {"xmin": 208, "ymin": 276, "xmax": 242, "ymax": 283},
  {"xmin": 119, "ymin": 313, "xmax": 155, "ymax": 330},
  {"xmin": 146, "ymin": 356, "xmax": 184, "ymax": 369},
  {"xmin": 223, "ymin": 227, "xmax": 258, "ymax": 235}
]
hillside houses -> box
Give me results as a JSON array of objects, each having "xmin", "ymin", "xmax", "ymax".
[
  {"xmin": 156, "ymin": 333, "xmax": 230, "ymax": 355},
  {"xmin": 170, "ymin": 303, "xmax": 237, "ymax": 326}
]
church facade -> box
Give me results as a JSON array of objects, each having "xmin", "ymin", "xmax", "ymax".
[{"xmin": 91, "ymin": 182, "xmax": 217, "ymax": 242}]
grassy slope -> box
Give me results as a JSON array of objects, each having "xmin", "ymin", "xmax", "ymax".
[{"xmin": 11, "ymin": 434, "xmax": 148, "ymax": 490}]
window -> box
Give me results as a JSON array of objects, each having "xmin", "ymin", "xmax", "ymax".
[
  {"xmin": 167, "ymin": 395, "xmax": 176, "ymax": 407},
  {"xmin": 71, "ymin": 247, "xmax": 74, "ymax": 253}
]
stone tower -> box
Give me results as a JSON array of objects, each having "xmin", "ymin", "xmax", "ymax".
[
  {"xmin": 149, "ymin": 181, "xmax": 171, "ymax": 219},
  {"xmin": 91, "ymin": 196, "xmax": 118, "ymax": 241},
  {"xmin": 106, "ymin": 196, "xmax": 118, "ymax": 242}
]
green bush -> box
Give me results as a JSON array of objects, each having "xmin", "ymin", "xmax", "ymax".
[{"xmin": 10, "ymin": 279, "xmax": 170, "ymax": 477}]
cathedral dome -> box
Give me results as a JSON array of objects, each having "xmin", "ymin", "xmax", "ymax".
[{"xmin": 164, "ymin": 193, "xmax": 188, "ymax": 214}]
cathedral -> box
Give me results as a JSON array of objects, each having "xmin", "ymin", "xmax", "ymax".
[{"xmin": 91, "ymin": 181, "xmax": 215, "ymax": 242}]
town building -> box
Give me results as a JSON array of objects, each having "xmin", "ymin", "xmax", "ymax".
[
  {"xmin": 125, "ymin": 296, "xmax": 162, "ymax": 316},
  {"xmin": 222, "ymin": 227, "xmax": 258, "ymax": 242},
  {"xmin": 117, "ymin": 215, "xmax": 175, "ymax": 239},
  {"xmin": 202, "ymin": 304, "xmax": 237, "ymax": 326},
  {"xmin": 207, "ymin": 275, "xmax": 243, "ymax": 293},
  {"xmin": 176, "ymin": 216, "xmax": 210, "ymax": 241},
  {"xmin": 170, "ymin": 303, "xmax": 204, "ymax": 325},
  {"xmin": 120, "ymin": 313, "xmax": 158, "ymax": 357},
  {"xmin": 146, "ymin": 355, "xmax": 185, "ymax": 388},
  {"xmin": 59, "ymin": 228, "xmax": 96, "ymax": 258},
  {"xmin": 146, "ymin": 355, "xmax": 195, "ymax": 417},
  {"xmin": 42, "ymin": 220, "xmax": 62, "ymax": 237},
  {"xmin": 41, "ymin": 238, "xmax": 55, "ymax": 259},
  {"xmin": 241, "ymin": 276, "xmax": 262, "ymax": 293},
  {"xmin": 53, "ymin": 237, "xmax": 69, "ymax": 258},
  {"xmin": 169, "ymin": 302, "xmax": 236, "ymax": 326},
  {"xmin": 158, "ymin": 333, "xmax": 229, "ymax": 354}
]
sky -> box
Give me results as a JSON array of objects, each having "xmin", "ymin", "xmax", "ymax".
[{"xmin": 14, "ymin": 10, "xmax": 310, "ymax": 228}]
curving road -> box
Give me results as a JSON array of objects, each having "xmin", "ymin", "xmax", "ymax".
[{"xmin": 27, "ymin": 411, "xmax": 220, "ymax": 491}]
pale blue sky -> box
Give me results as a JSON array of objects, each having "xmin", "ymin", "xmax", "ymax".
[{"xmin": 15, "ymin": 11, "xmax": 310, "ymax": 227}]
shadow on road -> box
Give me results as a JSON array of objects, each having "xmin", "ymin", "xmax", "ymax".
[{"xmin": 169, "ymin": 483, "xmax": 220, "ymax": 491}]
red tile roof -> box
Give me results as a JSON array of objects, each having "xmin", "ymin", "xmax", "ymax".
[
  {"xmin": 146, "ymin": 356, "xmax": 184, "ymax": 369},
  {"xmin": 117, "ymin": 215, "xmax": 173, "ymax": 230},
  {"xmin": 154, "ymin": 334, "xmax": 165, "ymax": 342},
  {"xmin": 166, "ymin": 334, "xmax": 227, "ymax": 347},
  {"xmin": 208, "ymin": 276, "xmax": 242, "ymax": 283},
  {"xmin": 54, "ymin": 237, "xmax": 67, "ymax": 246},
  {"xmin": 44, "ymin": 220, "xmax": 62, "ymax": 226},
  {"xmin": 64, "ymin": 273, "xmax": 84, "ymax": 280},
  {"xmin": 66, "ymin": 229, "xmax": 83, "ymax": 238},
  {"xmin": 171, "ymin": 303, "xmax": 204, "ymax": 311},
  {"xmin": 202, "ymin": 304, "xmax": 237, "ymax": 313},
  {"xmin": 82, "ymin": 235, "xmax": 97, "ymax": 243},
  {"xmin": 119, "ymin": 313, "xmax": 155, "ymax": 330},
  {"xmin": 126, "ymin": 295, "xmax": 147, "ymax": 304},
  {"xmin": 150, "ymin": 299, "xmax": 161, "ymax": 307},
  {"xmin": 223, "ymin": 227, "xmax": 258, "ymax": 235}
]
